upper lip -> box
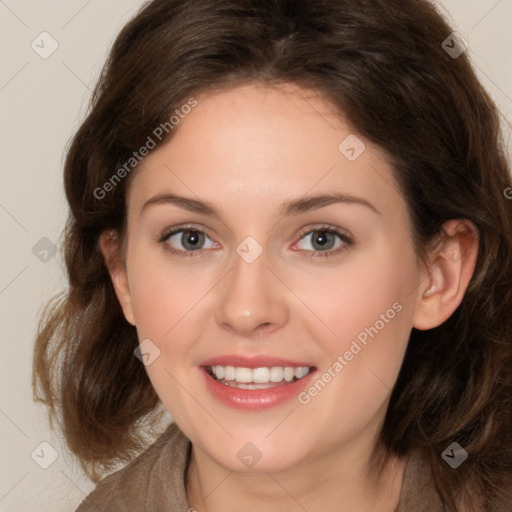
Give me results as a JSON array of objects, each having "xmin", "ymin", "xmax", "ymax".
[{"xmin": 200, "ymin": 355, "xmax": 315, "ymax": 369}]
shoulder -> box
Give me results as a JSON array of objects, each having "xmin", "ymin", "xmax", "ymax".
[
  {"xmin": 74, "ymin": 422, "xmax": 191, "ymax": 512},
  {"xmin": 398, "ymin": 451, "xmax": 512, "ymax": 512},
  {"xmin": 397, "ymin": 450, "xmax": 444, "ymax": 512}
]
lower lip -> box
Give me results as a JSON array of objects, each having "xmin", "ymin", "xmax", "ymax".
[{"xmin": 201, "ymin": 367, "xmax": 316, "ymax": 411}]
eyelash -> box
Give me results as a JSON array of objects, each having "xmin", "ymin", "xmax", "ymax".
[{"xmin": 158, "ymin": 224, "xmax": 354, "ymax": 259}]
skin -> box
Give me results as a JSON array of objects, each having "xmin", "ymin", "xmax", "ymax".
[{"xmin": 100, "ymin": 81, "xmax": 479, "ymax": 512}]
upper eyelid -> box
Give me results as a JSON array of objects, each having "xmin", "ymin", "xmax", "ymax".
[{"xmin": 296, "ymin": 224, "xmax": 351, "ymax": 238}]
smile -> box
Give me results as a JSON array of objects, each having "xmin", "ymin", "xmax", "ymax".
[
  {"xmin": 200, "ymin": 356, "xmax": 317, "ymax": 410},
  {"xmin": 205, "ymin": 365, "xmax": 312, "ymax": 389}
]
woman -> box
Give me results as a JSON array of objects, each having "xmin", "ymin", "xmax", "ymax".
[{"xmin": 33, "ymin": 0, "xmax": 512, "ymax": 510}]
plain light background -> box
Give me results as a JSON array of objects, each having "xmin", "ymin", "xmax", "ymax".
[{"xmin": 0, "ymin": 1, "xmax": 511, "ymax": 510}]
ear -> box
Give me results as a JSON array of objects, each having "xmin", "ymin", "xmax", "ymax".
[
  {"xmin": 412, "ymin": 219, "xmax": 479, "ymax": 331},
  {"xmin": 98, "ymin": 230, "xmax": 136, "ymax": 326}
]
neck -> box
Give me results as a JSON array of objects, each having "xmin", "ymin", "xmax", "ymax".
[{"xmin": 185, "ymin": 437, "xmax": 406, "ymax": 512}]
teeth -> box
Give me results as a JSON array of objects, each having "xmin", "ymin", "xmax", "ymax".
[
  {"xmin": 253, "ymin": 367, "xmax": 270, "ymax": 383},
  {"xmin": 210, "ymin": 365, "xmax": 311, "ymax": 384},
  {"xmin": 235, "ymin": 367, "xmax": 253, "ymax": 383},
  {"xmin": 224, "ymin": 365, "xmax": 235, "ymax": 380},
  {"xmin": 284, "ymin": 367, "xmax": 295, "ymax": 382},
  {"xmin": 213, "ymin": 365, "xmax": 224, "ymax": 380},
  {"xmin": 295, "ymin": 367, "xmax": 307, "ymax": 379}
]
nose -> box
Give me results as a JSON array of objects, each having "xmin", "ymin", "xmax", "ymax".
[{"xmin": 215, "ymin": 246, "xmax": 289, "ymax": 338}]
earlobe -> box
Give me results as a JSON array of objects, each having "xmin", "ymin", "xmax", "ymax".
[
  {"xmin": 412, "ymin": 219, "xmax": 479, "ymax": 331},
  {"xmin": 98, "ymin": 230, "xmax": 136, "ymax": 326}
]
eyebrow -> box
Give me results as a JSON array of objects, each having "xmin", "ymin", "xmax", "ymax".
[{"xmin": 140, "ymin": 192, "xmax": 380, "ymax": 217}]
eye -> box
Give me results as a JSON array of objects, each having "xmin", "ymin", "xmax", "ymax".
[
  {"xmin": 159, "ymin": 224, "xmax": 353, "ymax": 259},
  {"xmin": 294, "ymin": 225, "xmax": 353, "ymax": 258},
  {"xmin": 160, "ymin": 226, "xmax": 218, "ymax": 256}
]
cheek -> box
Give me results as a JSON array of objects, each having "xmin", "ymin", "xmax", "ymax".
[
  {"xmin": 288, "ymin": 246, "xmax": 412, "ymax": 346},
  {"xmin": 126, "ymin": 244, "xmax": 214, "ymax": 337},
  {"xmin": 295, "ymin": 284, "xmax": 411, "ymax": 439},
  {"xmin": 293, "ymin": 244, "xmax": 415, "ymax": 396},
  {"xmin": 125, "ymin": 246, "xmax": 204, "ymax": 416}
]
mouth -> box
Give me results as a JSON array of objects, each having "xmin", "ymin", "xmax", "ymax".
[
  {"xmin": 199, "ymin": 355, "xmax": 317, "ymax": 410},
  {"xmin": 204, "ymin": 365, "xmax": 314, "ymax": 389}
]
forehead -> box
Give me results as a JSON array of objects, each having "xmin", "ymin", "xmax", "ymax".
[{"xmin": 128, "ymin": 82, "xmax": 406, "ymax": 223}]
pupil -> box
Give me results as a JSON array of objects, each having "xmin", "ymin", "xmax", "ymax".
[
  {"xmin": 183, "ymin": 230, "xmax": 202, "ymax": 250},
  {"xmin": 313, "ymin": 231, "xmax": 334, "ymax": 250}
]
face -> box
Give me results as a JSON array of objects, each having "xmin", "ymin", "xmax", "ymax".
[{"xmin": 108, "ymin": 82, "xmax": 431, "ymax": 473}]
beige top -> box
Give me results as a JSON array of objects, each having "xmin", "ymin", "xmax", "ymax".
[{"xmin": 75, "ymin": 422, "xmax": 444, "ymax": 511}]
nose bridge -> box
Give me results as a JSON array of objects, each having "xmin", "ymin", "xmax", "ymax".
[{"xmin": 215, "ymin": 239, "xmax": 288, "ymax": 336}]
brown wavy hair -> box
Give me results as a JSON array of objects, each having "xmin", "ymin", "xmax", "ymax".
[{"xmin": 33, "ymin": 0, "xmax": 512, "ymax": 509}]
